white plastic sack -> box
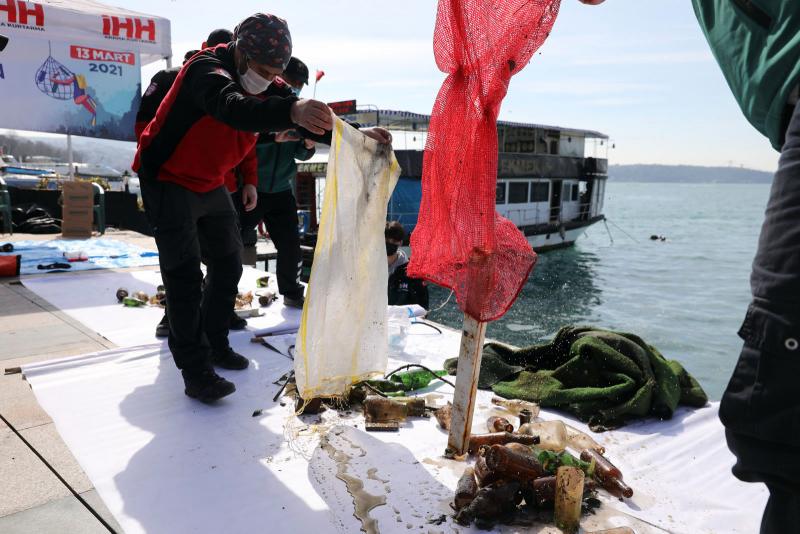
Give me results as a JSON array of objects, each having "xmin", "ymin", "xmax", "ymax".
[{"xmin": 295, "ymin": 118, "xmax": 401, "ymax": 399}]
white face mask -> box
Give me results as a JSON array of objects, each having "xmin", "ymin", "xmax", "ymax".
[
  {"xmin": 239, "ymin": 59, "xmax": 272, "ymax": 95},
  {"xmin": 290, "ymin": 86, "xmax": 302, "ymax": 97}
]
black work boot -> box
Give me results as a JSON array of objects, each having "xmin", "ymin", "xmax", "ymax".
[
  {"xmin": 182, "ymin": 368, "xmax": 236, "ymax": 403},
  {"xmin": 283, "ymin": 295, "xmax": 305, "ymax": 309},
  {"xmin": 155, "ymin": 312, "xmax": 170, "ymax": 338},
  {"xmin": 211, "ymin": 347, "xmax": 250, "ymax": 370},
  {"xmin": 229, "ymin": 310, "xmax": 247, "ymax": 331}
]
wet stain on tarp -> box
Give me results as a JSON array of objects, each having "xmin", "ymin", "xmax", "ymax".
[{"xmin": 321, "ymin": 432, "xmax": 387, "ymax": 534}]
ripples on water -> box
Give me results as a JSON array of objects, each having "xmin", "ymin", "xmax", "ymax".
[{"xmin": 426, "ymin": 182, "xmax": 771, "ymax": 399}]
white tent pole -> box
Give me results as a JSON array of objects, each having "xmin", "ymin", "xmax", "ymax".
[
  {"xmin": 165, "ymin": 55, "xmax": 172, "ymax": 69},
  {"xmin": 67, "ymin": 133, "xmax": 74, "ymax": 180}
]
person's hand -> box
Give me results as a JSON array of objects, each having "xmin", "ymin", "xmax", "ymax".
[
  {"xmin": 303, "ymin": 138, "xmax": 316, "ymax": 150},
  {"xmin": 275, "ymin": 129, "xmax": 302, "ymax": 143},
  {"xmin": 361, "ymin": 127, "xmax": 392, "ymax": 145},
  {"xmin": 290, "ymin": 99, "xmax": 333, "ymax": 135},
  {"xmin": 242, "ymin": 184, "xmax": 258, "ymax": 212}
]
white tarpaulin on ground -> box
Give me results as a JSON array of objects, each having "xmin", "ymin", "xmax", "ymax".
[
  {"xmin": 0, "ymin": 0, "xmax": 171, "ymax": 140},
  {"xmin": 20, "ymin": 318, "xmax": 768, "ymax": 534},
  {"xmin": 295, "ymin": 117, "xmax": 401, "ymax": 399},
  {"xmin": 18, "ymin": 265, "xmax": 769, "ymax": 533},
  {"xmin": 22, "ymin": 267, "xmax": 302, "ymax": 347}
]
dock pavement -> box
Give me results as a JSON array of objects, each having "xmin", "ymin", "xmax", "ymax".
[{"xmin": 0, "ymin": 229, "xmax": 276, "ymax": 533}]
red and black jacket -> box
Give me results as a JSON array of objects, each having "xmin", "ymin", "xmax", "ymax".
[{"xmin": 133, "ymin": 43, "xmax": 296, "ymax": 193}]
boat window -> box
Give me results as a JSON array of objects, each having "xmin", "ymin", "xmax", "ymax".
[
  {"xmin": 530, "ymin": 182, "xmax": 549, "ymax": 202},
  {"xmin": 508, "ymin": 182, "xmax": 529, "ymax": 203},
  {"xmin": 571, "ymin": 184, "xmax": 579, "ymax": 201},
  {"xmin": 496, "ymin": 182, "xmax": 506, "ymax": 204}
]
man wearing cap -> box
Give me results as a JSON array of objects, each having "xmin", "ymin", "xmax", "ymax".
[
  {"xmin": 134, "ymin": 13, "xmax": 391, "ymax": 403},
  {"xmin": 235, "ymin": 57, "xmax": 315, "ymax": 309},
  {"xmin": 136, "ymin": 28, "xmax": 252, "ymax": 339}
]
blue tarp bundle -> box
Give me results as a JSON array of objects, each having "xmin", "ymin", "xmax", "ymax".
[{"xmin": 1, "ymin": 239, "xmax": 159, "ymax": 275}]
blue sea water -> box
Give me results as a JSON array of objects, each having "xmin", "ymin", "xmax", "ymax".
[{"xmin": 425, "ymin": 182, "xmax": 772, "ymax": 400}]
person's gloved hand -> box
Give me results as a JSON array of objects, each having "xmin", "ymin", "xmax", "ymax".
[
  {"xmin": 242, "ymin": 184, "xmax": 258, "ymax": 212},
  {"xmin": 361, "ymin": 127, "xmax": 392, "ymax": 145},
  {"xmin": 290, "ymin": 99, "xmax": 333, "ymax": 135}
]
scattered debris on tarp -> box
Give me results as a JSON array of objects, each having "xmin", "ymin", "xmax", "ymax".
[
  {"xmin": 272, "ymin": 363, "xmax": 636, "ymax": 533},
  {"xmin": 450, "ymin": 409, "xmax": 633, "ymax": 531}
]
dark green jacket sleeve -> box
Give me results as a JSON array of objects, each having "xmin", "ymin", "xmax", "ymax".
[
  {"xmin": 294, "ymin": 142, "xmax": 315, "ymax": 161},
  {"xmin": 692, "ymin": 0, "xmax": 800, "ymax": 149}
]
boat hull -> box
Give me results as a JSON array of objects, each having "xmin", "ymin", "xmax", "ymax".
[{"xmin": 521, "ymin": 216, "xmax": 604, "ymax": 252}]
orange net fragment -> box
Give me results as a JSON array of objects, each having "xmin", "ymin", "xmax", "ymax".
[{"xmin": 408, "ymin": 0, "xmax": 561, "ymax": 322}]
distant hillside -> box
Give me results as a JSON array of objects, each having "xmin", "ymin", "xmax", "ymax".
[
  {"xmin": 610, "ymin": 164, "xmax": 772, "ymax": 184},
  {"xmin": 0, "ymin": 133, "xmax": 135, "ymax": 173},
  {"xmin": 0, "ymin": 134, "xmax": 85, "ymax": 164}
]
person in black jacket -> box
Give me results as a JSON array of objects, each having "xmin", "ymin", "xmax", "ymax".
[
  {"xmin": 386, "ymin": 221, "xmax": 428, "ymax": 309},
  {"xmin": 134, "ymin": 13, "xmax": 390, "ymax": 403},
  {"xmin": 134, "ymin": 14, "xmax": 328, "ymax": 403},
  {"xmin": 135, "ymin": 28, "xmax": 249, "ymax": 339}
]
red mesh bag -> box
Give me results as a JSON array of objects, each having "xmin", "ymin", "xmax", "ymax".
[{"xmin": 408, "ymin": 0, "xmax": 561, "ymax": 322}]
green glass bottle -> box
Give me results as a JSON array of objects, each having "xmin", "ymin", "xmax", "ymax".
[
  {"xmin": 389, "ymin": 368, "xmax": 447, "ymax": 391},
  {"xmin": 122, "ymin": 296, "xmax": 145, "ymax": 307},
  {"xmin": 537, "ymin": 449, "xmax": 595, "ymax": 477}
]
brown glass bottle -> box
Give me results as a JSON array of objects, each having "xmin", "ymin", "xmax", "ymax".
[
  {"xmin": 518, "ymin": 408, "xmax": 534, "ymax": 425},
  {"xmin": 467, "ymin": 432, "xmax": 538, "ymax": 455},
  {"xmin": 363, "ymin": 396, "xmax": 425, "ymax": 422},
  {"xmin": 580, "ymin": 449, "xmax": 633, "ymax": 499},
  {"xmin": 580, "ymin": 449, "xmax": 623, "ymax": 479},
  {"xmin": 487, "ymin": 416, "xmax": 514, "ymax": 433},
  {"xmin": 474, "ymin": 455, "xmax": 502, "ymax": 487},
  {"xmin": 599, "ymin": 476, "xmax": 633, "ymax": 499},
  {"xmin": 483, "ymin": 444, "xmax": 546, "ymax": 483}
]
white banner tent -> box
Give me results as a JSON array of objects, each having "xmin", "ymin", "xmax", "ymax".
[
  {"xmin": 0, "ymin": 0, "xmax": 171, "ymax": 171},
  {"xmin": 0, "ymin": 0, "xmax": 171, "ymax": 65}
]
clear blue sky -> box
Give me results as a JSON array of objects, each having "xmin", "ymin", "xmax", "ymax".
[{"xmin": 13, "ymin": 0, "xmax": 787, "ymax": 171}]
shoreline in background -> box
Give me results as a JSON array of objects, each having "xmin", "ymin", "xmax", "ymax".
[{"xmin": 610, "ymin": 163, "xmax": 773, "ymax": 183}]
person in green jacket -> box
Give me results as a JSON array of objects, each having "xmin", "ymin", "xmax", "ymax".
[
  {"xmin": 580, "ymin": 2, "xmax": 800, "ymax": 531},
  {"xmin": 238, "ymin": 57, "xmax": 315, "ymax": 308}
]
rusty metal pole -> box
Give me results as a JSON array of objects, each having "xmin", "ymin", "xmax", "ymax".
[{"xmin": 446, "ymin": 314, "xmax": 487, "ymax": 457}]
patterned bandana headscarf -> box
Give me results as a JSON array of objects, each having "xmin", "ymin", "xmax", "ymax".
[{"xmin": 233, "ymin": 13, "xmax": 292, "ymax": 70}]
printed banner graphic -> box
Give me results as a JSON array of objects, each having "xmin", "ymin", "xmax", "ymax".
[{"xmin": 0, "ymin": 35, "xmax": 140, "ymax": 141}]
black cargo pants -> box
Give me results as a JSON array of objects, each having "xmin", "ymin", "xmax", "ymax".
[
  {"xmin": 235, "ymin": 188, "xmax": 304, "ymax": 300},
  {"xmin": 719, "ymin": 104, "xmax": 800, "ymax": 533},
  {"xmin": 140, "ymin": 176, "xmax": 243, "ymax": 373}
]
